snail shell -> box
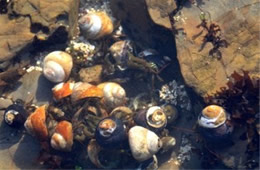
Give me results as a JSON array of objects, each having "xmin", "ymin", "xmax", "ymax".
[
  {"xmin": 71, "ymin": 82, "xmax": 103, "ymax": 102},
  {"xmin": 52, "ymin": 82, "xmax": 74, "ymax": 101},
  {"xmin": 24, "ymin": 105, "xmax": 48, "ymax": 141},
  {"xmin": 134, "ymin": 106, "xmax": 167, "ymax": 132},
  {"xmin": 43, "ymin": 51, "xmax": 73, "ymax": 83},
  {"xmin": 51, "ymin": 120, "xmax": 73, "ymax": 152},
  {"xmin": 95, "ymin": 117, "xmax": 127, "ymax": 148},
  {"xmin": 4, "ymin": 104, "xmax": 27, "ymax": 128},
  {"xmin": 198, "ymin": 105, "xmax": 233, "ymax": 143},
  {"xmin": 97, "ymin": 82, "xmax": 126, "ymax": 110},
  {"xmin": 161, "ymin": 104, "xmax": 178, "ymax": 124},
  {"xmin": 79, "ymin": 11, "xmax": 114, "ymax": 40},
  {"xmin": 198, "ymin": 105, "xmax": 227, "ymax": 128},
  {"xmin": 128, "ymin": 126, "xmax": 162, "ymax": 162},
  {"xmin": 109, "ymin": 40, "xmax": 130, "ymax": 70}
]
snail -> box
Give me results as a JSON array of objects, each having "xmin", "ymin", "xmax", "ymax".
[
  {"xmin": 108, "ymin": 40, "xmax": 131, "ymax": 71},
  {"xmin": 161, "ymin": 104, "xmax": 178, "ymax": 125},
  {"xmin": 128, "ymin": 126, "xmax": 162, "ymax": 162},
  {"xmin": 43, "ymin": 51, "xmax": 73, "ymax": 83},
  {"xmin": 78, "ymin": 11, "xmax": 114, "ymax": 40},
  {"xmin": 52, "ymin": 82, "xmax": 74, "ymax": 101},
  {"xmin": 97, "ymin": 82, "xmax": 126, "ymax": 110},
  {"xmin": 24, "ymin": 105, "xmax": 48, "ymax": 141},
  {"xmin": 51, "ymin": 120, "xmax": 73, "ymax": 152},
  {"xmin": 198, "ymin": 105, "xmax": 234, "ymax": 144},
  {"xmin": 95, "ymin": 117, "xmax": 127, "ymax": 148},
  {"xmin": 71, "ymin": 82, "xmax": 103, "ymax": 102},
  {"xmin": 134, "ymin": 106, "xmax": 167, "ymax": 133},
  {"xmin": 161, "ymin": 136, "xmax": 176, "ymax": 153},
  {"xmin": 110, "ymin": 106, "xmax": 135, "ymax": 128},
  {"xmin": 4, "ymin": 104, "xmax": 27, "ymax": 128}
]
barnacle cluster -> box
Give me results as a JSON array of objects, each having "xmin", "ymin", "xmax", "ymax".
[
  {"xmin": 159, "ymin": 80, "xmax": 192, "ymax": 111},
  {"xmin": 65, "ymin": 39, "xmax": 96, "ymax": 66}
]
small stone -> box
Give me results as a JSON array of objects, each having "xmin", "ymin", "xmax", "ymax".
[
  {"xmin": 0, "ymin": 98, "xmax": 13, "ymax": 110},
  {"xmin": 79, "ymin": 65, "xmax": 103, "ymax": 84}
]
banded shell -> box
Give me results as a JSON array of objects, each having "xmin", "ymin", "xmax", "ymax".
[
  {"xmin": 43, "ymin": 51, "xmax": 73, "ymax": 83},
  {"xmin": 71, "ymin": 82, "xmax": 103, "ymax": 102},
  {"xmin": 52, "ymin": 82, "xmax": 74, "ymax": 101},
  {"xmin": 128, "ymin": 126, "xmax": 162, "ymax": 162},
  {"xmin": 24, "ymin": 105, "xmax": 48, "ymax": 141},
  {"xmin": 79, "ymin": 11, "xmax": 114, "ymax": 40},
  {"xmin": 51, "ymin": 120, "xmax": 73, "ymax": 152}
]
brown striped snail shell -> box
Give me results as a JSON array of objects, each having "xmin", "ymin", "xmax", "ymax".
[
  {"xmin": 43, "ymin": 51, "xmax": 73, "ymax": 83},
  {"xmin": 79, "ymin": 11, "xmax": 114, "ymax": 40}
]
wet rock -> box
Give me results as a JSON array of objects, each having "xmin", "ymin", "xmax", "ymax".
[
  {"xmin": 0, "ymin": 15, "xmax": 34, "ymax": 62},
  {"xmin": 110, "ymin": 0, "xmax": 174, "ymax": 50},
  {"xmin": 0, "ymin": 97, "xmax": 13, "ymax": 110},
  {"xmin": 145, "ymin": 0, "xmax": 177, "ymax": 29},
  {"xmin": 8, "ymin": 70, "xmax": 53, "ymax": 105},
  {"xmin": 0, "ymin": 0, "xmax": 79, "ymax": 62},
  {"xmin": 79, "ymin": 65, "xmax": 103, "ymax": 84},
  {"xmin": 171, "ymin": 0, "xmax": 260, "ymax": 97}
]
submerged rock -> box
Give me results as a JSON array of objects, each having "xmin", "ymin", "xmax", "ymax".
[
  {"xmin": 0, "ymin": 0, "xmax": 79, "ymax": 62},
  {"xmin": 172, "ymin": 0, "xmax": 260, "ymax": 97}
]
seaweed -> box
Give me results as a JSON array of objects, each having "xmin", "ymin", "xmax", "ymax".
[
  {"xmin": 194, "ymin": 12, "xmax": 229, "ymax": 59},
  {"xmin": 205, "ymin": 71, "xmax": 260, "ymax": 159}
]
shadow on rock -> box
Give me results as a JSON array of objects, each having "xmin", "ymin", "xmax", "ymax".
[
  {"xmin": 12, "ymin": 135, "xmax": 44, "ymax": 169},
  {"xmin": 35, "ymin": 74, "xmax": 54, "ymax": 105},
  {"xmin": 0, "ymin": 111, "xmax": 24, "ymax": 150}
]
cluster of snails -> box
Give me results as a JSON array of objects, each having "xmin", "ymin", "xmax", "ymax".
[{"xmin": 2, "ymin": 9, "xmax": 235, "ymax": 169}]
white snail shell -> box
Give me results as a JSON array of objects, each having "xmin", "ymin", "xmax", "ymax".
[
  {"xmin": 50, "ymin": 120, "xmax": 73, "ymax": 152},
  {"xmin": 128, "ymin": 126, "xmax": 162, "ymax": 162},
  {"xmin": 43, "ymin": 51, "xmax": 73, "ymax": 83},
  {"xmin": 98, "ymin": 82, "xmax": 126, "ymax": 110},
  {"xmin": 79, "ymin": 11, "xmax": 114, "ymax": 40},
  {"xmin": 146, "ymin": 106, "xmax": 167, "ymax": 129},
  {"xmin": 198, "ymin": 105, "xmax": 227, "ymax": 128}
]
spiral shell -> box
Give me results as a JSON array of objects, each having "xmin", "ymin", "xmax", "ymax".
[
  {"xmin": 71, "ymin": 82, "xmax": 103, "ymax": 102},
  {"xmin": 198, "ymin": 105, "xmax": 227, "ymax": 128},
  {"xmin": 52, "ymin": 82, "xmax": 74, "ymax": 101},
  {"xmin": 128, "ymin": 126, "xmax": 162, "ymax": 162},
  {"xmin": 146, "ymin": 106, "xmax": 167, "ymax": 129},
  {"xmin": 51, "ymin": 120, "xmax": 73, "ymax": 152},
  {"xmin": 43, "ymin": 51, "xmax": 73, "ymax": 83},
  {"xmin": 109, "ymin": 40, "xmax": 130, "ymax": 70},
  {"xmin": 95, "ymin": 117, "xmax": 127, "ymax": 148},
  {"xmin": 4, "ymin": 104, "xmax": 27, "ymax": 128},
  {"xmin": 134, "ymin": 106, "xmax": 167, "ymax": 132},
  {"xmin": 24, "ymin": 105, "xmax": 48, "ymax": 141},
  {"xmin": 98, "ymin": 82, "xmax": 126, "ymax": 110},
  {"xmin": 79, "ymin": 11, "xmax": 114, "ymax": 40}
]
